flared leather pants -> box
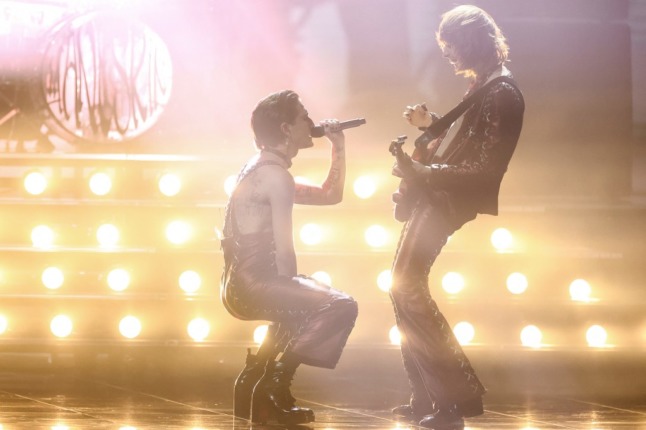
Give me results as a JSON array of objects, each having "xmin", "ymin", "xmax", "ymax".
[
  {"xmin": 390, "ymin": 201, "xmax": 486, "ymax": 412},
  {"xmin": 222, "ymin": 232, "xmax": 358, "ymax": 369}
]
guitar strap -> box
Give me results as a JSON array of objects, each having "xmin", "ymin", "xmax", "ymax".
[{"xmin": 414, "ymin": 75, "xmax": 517, "ymax": 150}]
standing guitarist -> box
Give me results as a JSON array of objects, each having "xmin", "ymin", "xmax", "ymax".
[{"xmin": 389, "ymin": 5, "xmax": 525, "ymax": 430}]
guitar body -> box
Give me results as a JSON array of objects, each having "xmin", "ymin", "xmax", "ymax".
[{"xmin": 390, "ymin": 136, "xmax": 429, "ymax": 222}]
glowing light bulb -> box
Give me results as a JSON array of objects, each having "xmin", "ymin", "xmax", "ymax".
[
  {"xmin": 377, "ymin": 269, "xmax": 392, "ymax": 292},
  {"xmin": 89, "ymin": 172, "xmax": 112, "ymax": 196},
  {"xmin": 507, "ymin": 272, "xmax": 528, "ymax": 294},
  {"xmin": 453, "ymin": 321, "xmax": 475, "ymax": 345},
  {"xmin": 311, "ymin": 271, "xmax": 332, "ymax": 286},
  {"xmin": 365, "ymin": 224, "xmax": 388, "ymax": 247},
  {"xmin": 442, "ymin": 272, "xmax": 465, "ymax": 294},
  {"xmin": 24, "ymin": 171, "xmax": 48, "ymax": 195},
  {"xmin": 179, "ymin": 270, "xmax": 202, "ymax": 293},
  {"xmin": 491, "ymin": 227, "xmax": 513, "ymax": 251},
  {"xmin": 50, "ymin": 315, "xmax": 73, "ymax": 338},
  {"xmin": 300, "ymin": 223, "xmax": 323, "ymax": 245},
  {"xmin": 586, "ymin": 325, "xmax": 608, "ymax": 347},
  {"xmin": 187, "ymin": 318, "xmax": 210, "ymax": 341},
  {"xmin": 158, "ymin": 173, "xmax": 182, "ymax": 196},
  {"xmin": 353, "ymin": 175, "xmax": 377, "ymax": 199},
  {"xmin": 389, "ymin": 325, "xmax": 402, "ymax": 345},
  {"xmin": 254, "ymin": 324, "xmax": 269, "ymax": 345},
  {"xmin": 119, "ymin": 316, "xmax": 142, "ymax": 339},
  {"xmin": 520, "ymin": 325, "xmax": 542, "ymax": 348}
]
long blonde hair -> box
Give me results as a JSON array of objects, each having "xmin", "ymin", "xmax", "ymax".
[{"xmin": 436, "ymin": 5, "xmax": 509, "ymax": 78}]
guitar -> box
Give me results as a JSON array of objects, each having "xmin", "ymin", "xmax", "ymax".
[{"xmin": 389, "ymin": 135, "xmax": 428, "ymax": 222}]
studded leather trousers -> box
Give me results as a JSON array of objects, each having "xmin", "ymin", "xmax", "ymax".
[
  {"xmin": 390, "ymin": 201, "xmax": 485, "ymax": 413},
  {"xmin": 221, "ymin": 232, "xmax": 358, "ymax": 369}
]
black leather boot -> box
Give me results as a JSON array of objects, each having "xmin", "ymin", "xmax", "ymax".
[
  {"xmin": 418, "ymin": 396, "xmax": 483, "ymax": 429},
  {"xmin": 250, "ymin": 361, "xmax": 315, "ymax": 425},
  {"xmin": 392, "ymin": 395, "xmax": 431, "ymax": 422},
  {"xmin": 233, "ymin": 349, "xmax": 267, "ymax": 419}
]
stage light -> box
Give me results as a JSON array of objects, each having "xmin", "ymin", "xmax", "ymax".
[
  {"xmin": 224, "ymin": 175, "xmax": 237, "ymax": 196},
  {"xmin": 389, "ymin": 325, "xmax": 402, "ymax": 346},
  {"xmin": 50, "ymin": 315, "xmax": 73, "ymax": 338},
  {"xmin": 491, "ymin": 227, "xmax": 513, "ymax": 251},
  {"xmin": 0, "ymin": 315, "xmax": 7, "ymax": 334},
  {"xmin": 119, "ymin": 316, "xmax": 142, "ymax": 339},
  {"xmin": 23, "ymin": 170, "xmax": 48, "ymax": 195},
  {"xmin": 187, "ymin": 318, "xmax": 210, "ymax": 341},
  {"xmin": 179, "ymin": 270, "xmax": 202, "ymax": 293},
  {"xmin": 311, "ymin": 271, "xmax": 332, "ymax": 286},
  {"xmin": 41, "ymin": 267, "xmax": 64, "ymax": 290},
  {"xmin": 89, "ymin": 171, "xmax": 113, "ymax": 196},
  {"xmin": 586, "ymin": 325, "xmax": 608, "ymax": 348},
  {"xmin": 214, "ymin": 227, "xmax": 223, "ymax": 240},
  {"xmin": 569, "ymin": 279, "xmax": 591, "ymax": 302},
  {"xmin": 520, "ymin": 325, "xmax": 542, "ymax": 348},
  {"xmin": 506, "ymin": 272, "xmax": 528, "ymax": 294},
  {"xmin": 453, "ymin": 321, "xmax": 475, "ymax": 345},
  {"xmin": 442, "ymin": 272, "xmax": 465, "ymax": 294},
  {"xmin": 166, "ymin": 220, "xmax": 192, "ymax": 245},
  {"xmin": 377, "ymin": 269, "xmax": 392, "ymax": 292},
  {"xmin": 31, "ymin": 225, "xmax": 55, "ymax": 248},
  {"xmin": 300, "ymin": 223, "xmax": 323, "ymax": 245},
  {"xmin": 107, "ymin": 268, "xmax": 131, "ymax": 292},
  {"xmin": 365, "ymin": 224, "xmax": 388, "ymax": 248},
  {"xmin": 158, "ymin": 172, "xmax": 182, "ymax": 196},
  {"xmin": 96, "ymin": 223, "xmax": 120, "ymax": 247},
  {"xmin": 353, "ymin": 175, "xmax": 377, "ymax": 199},
  {"xmin": 254, "ymin": 324, "xmax": 269, "ymax": 345}
]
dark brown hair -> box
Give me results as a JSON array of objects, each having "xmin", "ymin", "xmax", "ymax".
[{"xmin": 251, "ymin": 90, "xmax": 302, "ymax": 149}]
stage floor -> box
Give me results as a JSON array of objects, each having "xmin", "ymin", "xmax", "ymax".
[{"xmin": 1, "ymin": 367, "xmax": 645, "ymax": 429}]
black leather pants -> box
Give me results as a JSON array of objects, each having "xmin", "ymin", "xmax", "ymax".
[{"xmin": 390, "ymin": 202, "xmax": 485, "ymax": 413}]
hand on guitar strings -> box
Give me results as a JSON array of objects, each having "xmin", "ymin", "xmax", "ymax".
[{"xmin": 392, "ymin": 154, "xmax": 428, "ymax": 180}]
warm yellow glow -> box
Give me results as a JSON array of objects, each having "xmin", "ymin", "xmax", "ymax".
[
  {"xmin": 0, "ymin": 315, "xmax": 8, "ymax": 334},
  {"xmin": 119, "ymin": 316, "xmax": 142, "ymax": 339},
  {"xmin": 224, "ymin": 175, "xmax": 237, "ymax": 196},
  {"xmin": 52, "ymin": 425, "xmax": 70, "ymax": 430},
  {"xmin": 107, "ymin": 268, "xmax": 131, "ymax": 292},
  {"xmin": 214, "ymin": 227, "xmax": 223, "ymax": 240},
  {"xmin": 520, "ymin": 325, "xmax": 542, "ymax": 348},
  {"xmin": 42, "ymin": 267, "xmax": 64, "ymax": 290},
  {"xmin": 389, "ymin": 325, "xmax": 402, "ymax": 345},
  {"xmin": 158, "ymin": 172, "xmax": 182, "ymax": 196},
  {"xmin": 97, "ymin": 223, "xmax": 120, "ymax": 247},
  {"xmin": 490, "ymin": 227, "xmax": 513, "ymax": 251},
  {"xmin": 254, "ymin": 324, "xmax": 269, "ymax": 345},
  {"xmin": 311, "ymin": 271, "xmax": 332, "ymax": 286},
  {"xmin": 50, "ymin": 315, "xmax": 73, "ymax": 338},
  {"xmin": 353, "ymin": 175, "xmax": 377, "ymax": 199},
  {"xmin": 506, "ymin": 272, "xmax": 528, "ymax": 294},
  {"xmin": 586, "ymin": 325, "xmax": 608, "ymax": 347},
  {"xmin": 31, "ymin": 225, "xmax": 55, "ymax": 248},
  {"xmin": 166, "ymin": 220, "xmax": 193, "ymax": 244},
  {"xmin": 179, "ymin": 270, "xmax": 202, "ymax": 293},
  {"xmin": 442, "ymin": 272, "xmax": 465, "ymax": 294},
  {"xmin": 187, "ymin": 318, "xmax": 210, "ymax": 341},
  {"xmin": 453, "ymin": 321, "xmax": 475, "ymax": 345},
  {"xmin": 24, "ymin": 171, "xmax": 48, "ymax": 195},
  {"xmin": 300, "ymin": 223, "xmax": 323, "ymax": 245},
  {"xmin": 377, "ymin": 269, "xmax": 392, "ymax": 292},
  {"xmin": 294, "ymin": 176, "xmax": 315, "ymax": 185},
  {"xmin": 89, "ymin": 172, "xmax": 112, "ymax": 196},
  {"xmin": 569, "ymin": 279, "xmax": 592, "ymax": 302},
  {"xmin": 364, "ymin": 224, "xmax": 389, "ymax": 248}
]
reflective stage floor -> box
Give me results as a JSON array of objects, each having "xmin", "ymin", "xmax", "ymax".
[{"xmin": 0, "ymin": 347, "xmax": 645, "ymax": 429}]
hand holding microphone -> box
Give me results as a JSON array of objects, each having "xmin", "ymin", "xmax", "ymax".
[{"xmin": 310, "ymin": 118, "xmax": 366, "ymax": 138}]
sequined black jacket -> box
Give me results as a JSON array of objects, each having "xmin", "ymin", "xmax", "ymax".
[{"xmin": 425, "ymin": 73, "xmax": 525, "ymax": 216}]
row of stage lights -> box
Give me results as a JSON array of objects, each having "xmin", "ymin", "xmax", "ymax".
[
  {"xmin": 0, "ymin": 426, "xmax": 580, "ymax": 430},
  {"xmin": 0, "ymin": 314, "xmax": 612, "ymax": 349},
  {"xmin": 26, "ymin": 222, "xmax": 517, "ymax": 252},
  {"xmin": 23, "ymin": 169, "xmax": 391, "ymax": 201},
  {"xmin": 21, "ymin": 265, "xmax": 597, "ymax": 302},
  {"xmin": 0, "ymin": 312, "xmax": 614, "ymax": 348}
]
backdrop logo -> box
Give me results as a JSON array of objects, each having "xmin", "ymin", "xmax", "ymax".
[{"xmin": 40, "ymin": 11, "xmax": 172, "ymax": 144}]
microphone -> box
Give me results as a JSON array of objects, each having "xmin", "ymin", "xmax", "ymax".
[{"xmin": 310, "ymin": 118, "xmax": 366, "ymax": 138}]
